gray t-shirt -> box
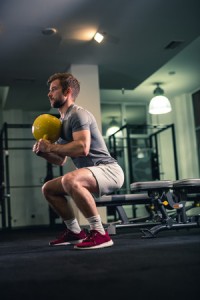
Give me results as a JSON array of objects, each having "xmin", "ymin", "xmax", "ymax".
[{"xmin": 57, "ymin": 104, "xmax": 117, "ymax": 168}]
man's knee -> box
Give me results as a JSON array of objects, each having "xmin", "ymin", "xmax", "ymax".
[
  {"xmin": 42, "ymin": 180, "xmax": 52, "ymax": 198},
  {"xmin": 61, "ymin": 173, "xmax": 78, "ymax": 194}
]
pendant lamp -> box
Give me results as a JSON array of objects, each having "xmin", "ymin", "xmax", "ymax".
[{"xmin": 149, "ymin": 83, "xmax": 172, "ymax": 114}]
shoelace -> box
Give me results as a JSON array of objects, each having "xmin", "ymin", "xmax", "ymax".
[{"xmin": 84, "ymin": 230, "xmax": 98, "ymax": 242}]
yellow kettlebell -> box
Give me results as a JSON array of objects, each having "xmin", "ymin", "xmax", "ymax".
[{"xmin": 32, "ymin": 114, "xmax": 62, "ymax": 143}]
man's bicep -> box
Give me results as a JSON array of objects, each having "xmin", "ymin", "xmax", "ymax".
[{"xmin": 73, "ymin": 130, "xmax": 91, "ymax": 152}]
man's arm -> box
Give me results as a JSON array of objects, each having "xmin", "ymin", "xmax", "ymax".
[
  {"xmin": 35, "ymin": 151, "xmax": 67, "ymax": 166},
  {"xmin": 33, "ymin": 129, "xmax": 91, "ymax": 165}
]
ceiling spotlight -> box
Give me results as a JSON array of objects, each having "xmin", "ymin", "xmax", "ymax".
[
  {"xmin": 94, "ymin": 32, "xmax": 104, "ymax": 43},
  {"xmin": 42, "ymin": 27, "xmax": 57, "ymax": 36},
  {"xmin": 149, "ymin": 83, "xmax": 172, "ymax": 115}
]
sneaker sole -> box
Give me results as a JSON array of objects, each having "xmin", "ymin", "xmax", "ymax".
[
  {"xmin": 49, "ymin": 242, "xmax": 71, "ymax": 246},
  {"xmin": 49, "ymin": 239, "xmax": 85, "ymax": 246},
  {"xmin": 74, "ymin": 240, "xmax": 114, "ymax": 250}
]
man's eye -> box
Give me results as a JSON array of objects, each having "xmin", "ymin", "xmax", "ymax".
[{"xmin": 50, "ymin": 87, "xmax": 57, "ymax": 92}]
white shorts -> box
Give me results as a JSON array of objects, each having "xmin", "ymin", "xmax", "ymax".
[{"xmin": 86, "ymin": 162, "xmax": 124, "ymax": 197}]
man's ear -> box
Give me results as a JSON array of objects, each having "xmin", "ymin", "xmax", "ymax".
[{"xmin": 64, "ymin": 87, "xmax": 71, "ymax": 96}]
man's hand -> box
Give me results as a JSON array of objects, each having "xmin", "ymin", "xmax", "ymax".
[{"xmin": 33, "ymin": 139, "xmax": 51, "ymax": 155}]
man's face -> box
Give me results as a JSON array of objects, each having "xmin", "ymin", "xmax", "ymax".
[{"xmin": 48, "ymin": 79, "xmax": 66, "ymax": 108}]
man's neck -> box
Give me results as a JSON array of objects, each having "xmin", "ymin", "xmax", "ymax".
[{"xmin": 59, "ymin": 100, "xmax": 75, "ymax": 119}]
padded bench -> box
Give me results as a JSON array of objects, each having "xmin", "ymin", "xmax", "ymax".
[
  {"xmin": 96, "ymin": 179, "xmax": 200, "ymax": 238},
  {"xmin": 96, "ymin": 193, "xmax": 152, "ymax": 230},
  {"xmin": 130, "ymin": 179, "xmax": 200, "ymax": 238}
]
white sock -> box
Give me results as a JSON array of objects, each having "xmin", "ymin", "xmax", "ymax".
[
  {"xmin": 64, "ymin": 218, "xmax": 81, "ymax": 234},
  {"xmin": 87, "ymin": 215, "xmax": 105, "ymax": 235}
]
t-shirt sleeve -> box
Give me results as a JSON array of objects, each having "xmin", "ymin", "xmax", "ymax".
[{"xmin": 70, "ymin": 110, "xmax": 90, "ymax": 132}]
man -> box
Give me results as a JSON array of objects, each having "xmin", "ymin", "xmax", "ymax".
[{"xmin": 33, "ymin": 72, "xmax": 124, "ymax": 250}]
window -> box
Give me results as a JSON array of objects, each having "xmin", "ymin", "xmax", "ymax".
[{"xmin": 101, "ymin": 102, "xmax": 147, "ymax": 136}]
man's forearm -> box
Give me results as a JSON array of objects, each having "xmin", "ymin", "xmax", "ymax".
[
  {"xmin": 49, "ymin": 140, "xmax": 88, "ymax": 157},
  {"xmin": 38, "ymin": 152, "xmax": 67, "ymax": 166}
]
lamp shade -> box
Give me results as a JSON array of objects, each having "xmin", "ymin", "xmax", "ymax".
[
  {"xmin": 149, "ymin": 84, "xmax": 172, "ymax": 114},
  {"xmin": 106, "ymin": 117, "xmax": 122, "ymax": 137},
  {"xmin": 106, "ymin": 125, "xmax": 120, "ymax": 136},
  {"xmin": 149, "ymin": 95, "xmax": 172, "ymax": 114}
]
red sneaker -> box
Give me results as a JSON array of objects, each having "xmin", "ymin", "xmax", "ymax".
[
  {"xmin": 74, "ymin": 230, "xmax": 113, "ymax": 250},
  {"xmin": 49, "ymin": 229, "xmax": 87, "ymax": 246}
]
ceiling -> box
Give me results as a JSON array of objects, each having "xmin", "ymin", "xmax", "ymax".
[{"xmin": 0, "ymin": 0, "xmax": 200, "ymax": 112}]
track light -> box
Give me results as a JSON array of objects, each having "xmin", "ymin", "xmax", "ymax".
[
  {"xmin": 149, "ymin": 83, "xmax": 172, "ymax": 114},
  {"xmin": 94, "ymin": 32, "xmax": 104, "ymax": 43}
]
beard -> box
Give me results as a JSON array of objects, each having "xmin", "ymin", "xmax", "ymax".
[{"xmin": 51, "ymin": 98, "xmax": 66, "ymax": 108}]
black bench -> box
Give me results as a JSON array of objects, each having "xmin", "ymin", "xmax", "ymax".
[
  {"xmin": 95, "ymin": 193, "xmax": 153, "ymax": 234},
  {"xmin": 130, "ymin": 179, "xmax": 200, "ymax": 238},
  {"xmin": 96, "ymin": 179, "xmax": 200, "ymax": 237}
]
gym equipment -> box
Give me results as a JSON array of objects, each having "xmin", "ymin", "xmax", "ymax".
[
  {"xmin": 96, "ymin": 193, "xmax": 155, "ymax": 235},
  {"xmin": 130, "ymin": 179, "xmax": 200, "ymax": 238},
  {"xmin": 130, "ymin": 180, "xmax": 180, "ymax": 237},
  {"xmin": 0, "ymin": 122, "xmax": 64, "ymax": 229},
  {"xmin": 96, "ymin": 194, "xmax": 151, "ymax": 221},
  {"xmin": 173, "ymin": 178, "xmax": 200, "ymax": 222},
  {"xmin": 32, "ymin": 114, "xmax": 61, "ymax": 143},
  {"xmin": 96, "ymin": 179, "xmax": 200, "ymax": 238},
  {"xmin": 108, "ymin": 123, "xmax": 179, "ymax": 183}
]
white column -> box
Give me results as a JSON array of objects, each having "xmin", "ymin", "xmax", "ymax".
[
  {"xmin": 70, "ymin": 64, "xmax": 102, "ymax": 131},
  {"xmin": 173, "ymin": 93, "xmax": 199, "ymax": 178},
  {"xmin": 69, "ymin": 64, "xmax": 107, "ymax": 225}
]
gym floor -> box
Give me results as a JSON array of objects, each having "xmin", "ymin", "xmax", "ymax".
[{"xmin": 0, "ymin": 225, "xmax": 199, "ymax": 300}]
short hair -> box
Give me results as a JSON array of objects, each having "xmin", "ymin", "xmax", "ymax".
[{"xmin": 47, "ymin": 72, "xmax": 80, "ymax": 99}]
